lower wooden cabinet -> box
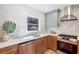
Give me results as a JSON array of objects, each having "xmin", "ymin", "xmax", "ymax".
[
  {"xmin": 19, "ymin": 36, "xmax": 48, "ymax": 54},
  {"xmin": 0, "ymin": 36, "xmax": 57, "ymax": 54},
  {"xmin": 19, "ymin": 37, "xmax": 48, "ymax": 54},
  {"xmin": 0, "ymin": 45, "xmax": 18, "ymax": 54},
  {"xmin": 35, "ymin": 37, "xmax": 48, "ymax": 54},
  {"xmin": 19, "ymin": 41, "xmax": 35, "ymax": 54},
  {"xmin": 47, "ymin": 36, "xmax": 57, "ymax": 51},
  {"xmin": 77, "ymin": 40, "xmax": 79, "ymax": 54}
]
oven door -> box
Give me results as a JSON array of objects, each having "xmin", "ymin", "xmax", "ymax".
[{"xmin": 57, "ymin": 41, "xmax": 77, "ymax": 54}]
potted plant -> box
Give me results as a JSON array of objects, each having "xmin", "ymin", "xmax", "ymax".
[{"xmin": 1, "ymin": 21, "xmax": 16, "ymax": 42}]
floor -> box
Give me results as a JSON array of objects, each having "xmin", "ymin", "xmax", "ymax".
[{"xmin": 44, "ymin": 49, "xmax": 65, "ymax": 54}]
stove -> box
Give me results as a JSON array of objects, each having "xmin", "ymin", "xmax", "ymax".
[
  {"xmin": 57, "ymin": 34, "xmax": 77, "ymax": 54},
  {"xmin": 58, "ymin": 34, "xmax": 77, "ymax": 40}
]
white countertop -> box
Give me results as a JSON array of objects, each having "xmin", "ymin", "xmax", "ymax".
[{"xmin": 0, "ymin": 33, "xmax": 57, "ymax": 49}]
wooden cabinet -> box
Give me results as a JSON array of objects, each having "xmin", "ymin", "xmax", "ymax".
[
  {"xmin": 47, "ymin": 36, "xmax": 57, "ymax": 51},
  {"xmin": 0, "ymin": 44, "xmax": 18, "ymax": 54},
  {"xmin": 19, "ymin": 36, "xmax": 48, "ymax": 54},
  {"xmin": 19, "ymin": 41, "xmax": 35, "ymax": 54},
  {"xmin": 0, "ymin": 35, "xmax": 57, "ymax": 54},
  {"xmin": 77, "ymin": 40, "xmax": 79, "ymax": 54},
  {"xmin": 35, "ymin": 37, "xmax": 48, "ymax": 54},
  {"xmin": 42, "ymin": 37, "xmax": 48, "ymax": 52}
]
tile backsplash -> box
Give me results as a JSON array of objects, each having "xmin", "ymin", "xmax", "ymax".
[{"xmin": 58, "ymin": 20, "xmax": 79, "ymax": 36}]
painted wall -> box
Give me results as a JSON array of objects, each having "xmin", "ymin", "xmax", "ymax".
[{"xmin": 0, "ymin": 4, "xmax": 45, "ymax": 37}]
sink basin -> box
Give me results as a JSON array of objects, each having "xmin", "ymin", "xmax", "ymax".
[
  {"xmin": 32, "ymin": 34, "xmax": 40, "ymax": 37},
  {"xmin": 23, "ymin": 36, "xmax": 33, "ymax": 40},
  {"xmin": 22, "ymin": 34, "xmax": 41, "ymax": 40}
]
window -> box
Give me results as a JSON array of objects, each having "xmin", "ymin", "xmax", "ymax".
[{"xmin": 27, "ymin": 17, "xmax": 39, "ymax": 31}]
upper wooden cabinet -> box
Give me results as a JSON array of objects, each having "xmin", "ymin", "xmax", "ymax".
[
  {"xmin": 35, "ymin": 36, "xmax": 48, "ymax": 54},
  {"xmin": 47, "ymin": 36, "xmax": 57, "ymax": 51},
  {"xmin": 0, "ymin": 44, "xmax": 18, "ymax": 54}
]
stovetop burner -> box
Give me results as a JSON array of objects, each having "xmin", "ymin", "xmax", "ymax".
[{"xmin": 58, "ymin": 34, "xmax": 77, "ymax": 39}]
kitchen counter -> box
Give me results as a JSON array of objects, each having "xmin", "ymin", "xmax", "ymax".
[{"xmin": 0, "ymin": 33, "xmax": 57, "ymax": 49}]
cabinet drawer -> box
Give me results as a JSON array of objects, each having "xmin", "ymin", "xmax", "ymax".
[{"xmin": 0, "ymin": 45, "xmax": 18, "ymax": 54}]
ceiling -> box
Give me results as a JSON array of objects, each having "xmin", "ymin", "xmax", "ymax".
[{"xmin": 27, "ymin": 4, "xmax": 71, "ymax": 13}]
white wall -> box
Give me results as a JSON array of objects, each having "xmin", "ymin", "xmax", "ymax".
[{"xmin": 0, "ymin": 4, "xmax": 45, "ymax": 37}]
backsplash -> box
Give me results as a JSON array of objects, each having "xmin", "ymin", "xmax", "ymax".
[{"xmin": 57, "ymin": 20, "xmax": 79, "ymax": 36}]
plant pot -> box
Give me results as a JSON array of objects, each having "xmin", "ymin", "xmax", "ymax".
[{"xmin": 0, "ymin": 34, "xmax": 10, "ymax": 42}]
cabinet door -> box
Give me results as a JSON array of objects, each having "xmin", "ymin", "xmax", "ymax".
[
  {"xmin": 35, "ymin": 37, "xmax": 48, "ymax": 54},
  {"xmin": 77, "ymin": 40, "xmax": 79, "ymax": 54},
  {"xmin": 19, "ymin": 41, "xmax": 35, "ymax": 54},
  {"xmin": 48, "ymin": 36, "xmax": 57, "ymax": 51},
  {"xmin": 42, "ymin": 37, "xmax": 48, "ymax": 52},
  {"xmin": 0, "ymin": 45, "xmax": 18, "ymax": 54}
]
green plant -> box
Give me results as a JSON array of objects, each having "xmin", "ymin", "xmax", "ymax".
[{"xmin": 2, "ymin": 21, "xmax": 16, "ymax": 33}]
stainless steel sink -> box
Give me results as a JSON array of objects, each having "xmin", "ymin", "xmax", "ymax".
[{"xmin": 32, "ymin": 34, "xmax": 40, "ymax": 37}]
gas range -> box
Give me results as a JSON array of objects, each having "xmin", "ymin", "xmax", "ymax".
[
  {"xmin": 57, "ymin": 34, "xmax": 77, "ymax": 40},
  {"xmin": 57, "ymin": 34, "xmax": 77, "ymax": 54}
]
